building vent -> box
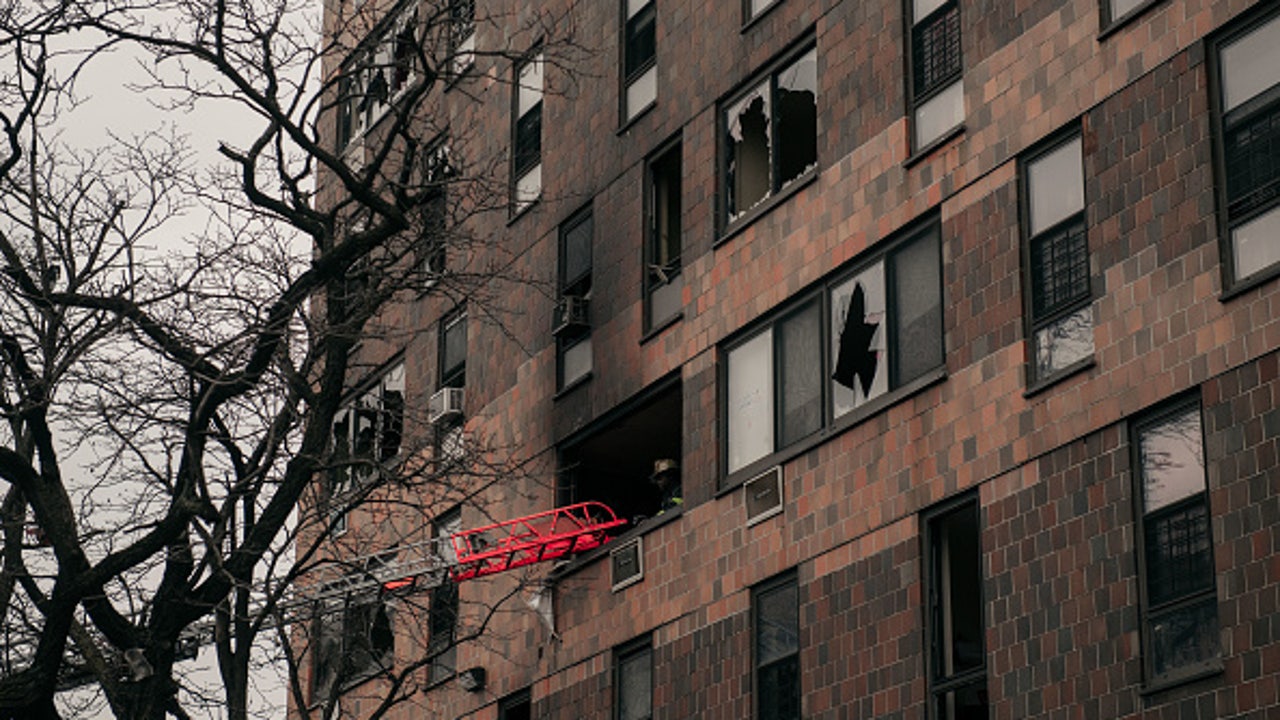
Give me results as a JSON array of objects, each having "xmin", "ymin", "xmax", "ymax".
[
  {"xmin": 610, "ymin": 536, "xmax": 643, "ymax": 592},
  {"xmin": 744, "ymin": 465, "xmax": 783, "ymax": 526}
]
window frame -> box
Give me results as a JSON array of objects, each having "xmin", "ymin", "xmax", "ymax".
[
  {"xmin": 614, "ymin": 635, "xmax": 653, "ymax": 720},
  {"xmin": 620, "ymin": 0, "xmax": 657, "ymax": 124},
  {"xmin": 310, "ymin": 579, "xmax": 396, "ymax": 703},
  {"xmin": 512, "ymin": 48, "xmax": 544, "ymax": 215},
  {"xmin": 1207, "ymin": 4, "xmax": 1280, "ymax": 294},
  {"xmin": 428, "ymin": 507, "xmax": 463, "ymax": 686},
  {"xmin": 904, "ymin": 0, "xmax": 964, "ymax": 155},
  {"xmin": 334, "ymin": 0, "xmax": 422, "ymax": 153},
  {"xmin": 328, "ymin": 358, "xmax": 407, "ymax": 523},
  {"xmin": 498, "ymin": 687, "xmax": 533, "ymax": 720},
  {"xmin": 720, "ymin": 215, "xmax": 945, "ymax": 486},
  {"xmin": 643, "ymin": 137, "xmax": 683, "ymax": 333},
  {"xmin": 718, "ymin": 36, "xmax": 819, "ymax": 239},
  {"xmin": 1128, "ymin": 396, "xmax": 1221, "ymax": 689},
  {"xmin": 752, "ymin": 569, "xmax": 800, "ymax": 720},
  {"xmin": 557, "ymin": 205, "xmax": 594, "ymax": 391},
  {"xmin": 1017, "ymin": 127, "xmax": 1095, "ymax": 389},
  {"xmin": 922, "ymin": 492, "xmax": 988, "ymax": 720}
]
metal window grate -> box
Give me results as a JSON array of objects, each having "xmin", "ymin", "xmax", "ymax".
[
  {"xmin": 913, "ymin": 3, "xmax": 962, "ymax": 99},
  {"xmin": 1145, "ymin": 500, "xmax": 1212, "ymax": 607},
  {"xmin": 1030, "ymin": 216, "xmax": 1089, "ymax": 320},
  {"xmin": 1225, "ymin": 98, "xmax": 1280, "ymax": 218}
]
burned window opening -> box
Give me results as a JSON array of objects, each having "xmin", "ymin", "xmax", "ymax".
[
  {"xmin": 558, "ymin": 383, "xmax": 682, "ymax": 525},
  {"xmin": 330, "ymin": 362, "xmax": 406, "ymax": 503},
  {"xmin": 925, "ymin": 497, "xmax": 988, "ymax": 720},
  {"xmin": 335, "ymin": 4, "xmax": 420, "ymax": 151},
  {"xmin": 312, "ymin": 590, "xmax": 395, "ymax": 702}
]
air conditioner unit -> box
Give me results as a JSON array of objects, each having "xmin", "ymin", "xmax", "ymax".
[
  {"xmin": 610, "ymin": 536, "xmax": 643, "ymax": 592},
  {"xmin": 744, "ymin": 465, "xmax": 783, "ymax": 526},
  {"xmin": 428, "ymin": 387, "xmax": 464, "ymax": 425},
  {"xmin": 552, "ymin": 295, "xmax": 590, "ymax": 337}
]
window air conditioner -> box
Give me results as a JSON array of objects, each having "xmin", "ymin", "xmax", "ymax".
[
  {"xmin": 552, "ymin": 295, "xmax": 590, "ymax": 337},
  {"xmin": 428, "ymin": 387, "xmax": 464, "ymax": 425},
  {"xmin": 744, "ymin": 465, "xmax": 784, "ymax": 526}
]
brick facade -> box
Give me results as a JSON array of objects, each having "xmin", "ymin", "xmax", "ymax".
[{"xmin": 306, "ymin": 0, "xmax": 1280, "ymax": 717}]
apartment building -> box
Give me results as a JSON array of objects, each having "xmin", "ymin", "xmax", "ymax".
[{"xmin": 304, "ymin": 0, "xmax": 1280, "ymax": 718}]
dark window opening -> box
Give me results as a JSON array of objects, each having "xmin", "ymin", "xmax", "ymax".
[
  {"xmin": 646, "ymin": 143, "xmax": 682, "ymax": 328},
  {"xmin": 558, "ymin": 382, "xmax": 682, "ymax": 524},
  {"xmin": 624, "ymin": 1, "xmax": 656, "ymax": 82},
  {"xmin": 754, "ymin": 572, "xmax": 800, "ymax": 720},
  {"xmin": 1133, "ymin": 400, "xmax": 1220, "ymax": 684},
  {"xmin": 499, "ymin": 689, "xmax": 532, "ymax": 720},
  {"xmin": 330, "ymin": 362, "xmax": 406, "ymax": 498},
  {"xmin": 312, "ymin": 590, "xmax": 394, "ymax": 702},
  {"xmin": 723, "ymin": 46, "xmax": 817, "ymax": 226},
  {"xmin": 925, "ymin": 497, "xmax": 988, "ymax": 720}
]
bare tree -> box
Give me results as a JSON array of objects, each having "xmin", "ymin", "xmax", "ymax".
[{"xmin": 0, "ymin": 1, "xmax": 584, "ymax": 718}]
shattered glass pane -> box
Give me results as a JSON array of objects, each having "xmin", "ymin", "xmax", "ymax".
[
  {"xmin": 1033, "ymin": 306, "xmax": 1093, "ymax": 377},
  {"xmin": 831, "ymin": 262, "xmax": 887, "ymax": 417},
  {"xmin": 728, "ymin": 329, "xmax": 774, "ymax": 473},
  {"xmin": 726, "ymin": 82, "xmax": 771, "ymax": 221},
  {"xmin": 775, "ymin": 49, "xmax": 818, "ymax": 189}
]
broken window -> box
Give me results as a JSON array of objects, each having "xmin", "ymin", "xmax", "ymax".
[
  {"xmin": 725, "ymin": 219, "xmax": 942, "ymax": 477},
  {"xmin": 429, "ymin": 509, "xmax": 462, "ymax": 684},
  {"xmin": 335, "ymin": 2, "xmax": 420, "ymax": 151},
  {"xmin": 312, "ymin": 588, "xmax": 394, "ymax": 702},
  {"xmin": 1212, "ymin": 8, "xmax": 1280, "ymax": 284},
  {"xmin": 513, "ymin": 51, "xmax": 544, "ymax": 212},
  {"xmin": 330, "ymin": 361, "xmax": 406, "ymax": 504},
  {"xmin": 908, "ymin": 0, "xmax": 964, "ymax": 150},
  {"xmin": 723, "ymin": 44, "xmax": 818, "ymax": 226},
  {"xmin": 623, "ymin": 0, "xmax": 657, "ymax": 121},
  {"xmin": 420, "ymin": 140, "xmax": 453, "ymax": 288},
  {"xmin": 754, "ymin": 571, "xmax": 800, "ymax": 720},
  {"xmin": 450, "ymin": 0, "xmax": 475, "ymax": 74},
  {"xmin": 1132, "ymin": 400, "xmax": 1220, "ymax": 684},
  {"xmin": 1021, "ymin": 132, "xmax": 1094, "ymax": 383},
  {"xmin": 646, "ymin": 141, "xmax": 683, "ymax": 329},
  {"xmin": 925, "ymin": 495, "xmax": 987, "ymax": 720},
  {"xmin": 557, "ymin": 207, "xmax": 594, "ymax": 389},
  {"xmin": 558, "ymin": 380, "xmax": 682, "ymax": 524}
]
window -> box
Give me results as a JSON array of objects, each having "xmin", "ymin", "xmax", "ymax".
[
  {"xmin": 722, "ymin": 42, "xmax": 817, "ymax": 229},
  {"xmin": 330, "ymin": 361, "xmax": 406, "ymax": 505},
  {"xmin": 1020, "ymin": 132, "xmax": 1094, "ymax": 383},
  {"xmin": 645, "ymin": 141, "xmax": 682, "ymax": 330},
  {"xmin": 312, "ymin": 587, "xmax": 394, "ymax": 702},
  {"xmin": 1131, "ymin": 400, "xmax": 1219, "ymax": 685},
  {"xmin": 614, "ymin": 636, "xmax": 652, "ymax": 720},
  {"xmin": 513, "ymin": 51, "xmax": 544, "ymax": 212},
  {"xmin": 435, "ymin": 310, "xmax": 467, "ymax": 458},
  {"xmin": 924, "ymin": 495, "xmax": 988, "ymax": 720},
  {"xmin": 336, "ymin": 1, "xmax": 420, "ymax": 151},
  {"xmin": 439, "ymin": 311, "xmax": 467, "ymax": 390},
  {"xmin": 450, "ymin": 0, "xmax": 475, "ymax": 75},
  {"xmin": 622, "ymin": 0, "xmax": 656, "ymax": 122},
  {"xmin": 1103, "ymin": 0, "xmax": 1151, "ymax": 25},
  {"xmin": 1211, "ymin": 8, "xmax": 1280, "ymax": 286},
  {"xmin": 744, "ymin": 0, "xmax": 779, "ymax": 23},
  {"xmin": 557, "ymin": 208, "xmax": 593, "ymax": 389},
  {"xmin": 419, "ymin": 140, "xmax": 455, "ymax": 288},
  {"xmin": 558, "ymin": 379, "xmax": 681, "ymax": 523},
  {"xmin": 725, "ymin": 219, "xmax": 943, "ymax": 477},
  {"xmin": 907, "ymin": 0, "xmax": 963, "ymax": 151},
  {"xmin": 498, "ymin": 688, "xmax": 532, "ymax": 720},
  {"xmin": 428, "ymin": 508, "xmax": 462, "ymax": 684},
  {"xmin": 754, "ymin": 571, "xmax": 799, "ymax": 720}
]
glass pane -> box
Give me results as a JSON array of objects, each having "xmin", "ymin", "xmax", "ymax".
[
  {"xmin": 1033, "ymin": 306, "xmax": 1094, "ymax": 377},
  {"xmin": 756, "ymin": 581, "xmax": 798, "ymax": 666},
  {"xmin": 1150, "ymin": 598, "xmax": 1220, "ymax": 678},
  {"xmin": 893, "ymin": 230, "xmax": 943, "ymax": 386},
  {"xmin": 726, "ymin": 82, "xmax": 772, "ymax": 221},
  {"xmin": 618, "ymin": 648, "xmax": 652, "ymax": 720},
  {"xmin": 913, "ymin": 79, "xmax": 964, "ymax": 149},
  {"xmin": 935, "ymin": 679, "xmax": 989, "ymax": 720},
  {"xmin": 1030, "ymin": 217, "xmax": 1090, "ymax": 319},
  {"xmin": 779, "ymin": 303, "xmax": 822, "ymax": 447},
  {"xmin": 758, "ymin": 657, "xmax": 801, "ymax": 720},
  {"xmin": 514, "ymin": 104, "xmax": 542, "ymax": 178},
  {"xmin": 561, "ymin": 214, "xmax": 593, "ymax": 287},
  {"xmin": 516, "ymin": 162, "xmax": 542, "ymax": 209},
  {"xmin": 775, "ymin": 49, "xmax": 818, "ymax": 189},
  {"xmin": 1145, "ymin": 500, "xmax": 1213, "ymax": 606},
  {"xmin": 913, "ymin": 0, "xmax": 947, "ymax": 22},
  {"xmin": 1139, "ymin": 405, "xmax": 1206, "ymax": 513},
  {"xmin": 649, "ymin": 275, "xmax": 681, "ymax": 324},
  {"xmin": 1108, "ymin": 0, "xmax": 1145, "ymax": 21},
  {"xmin": 728, "ymin": 330, "xmax": 774, "ymax": 473},
  {"xmin": 442, "ymin": 314, "xmax": 467, "ymax": 384},
  {"xmin": 831, "ymin": 261, "xmax": 888, "ymax": 416},
  {"xmin": 932, "ymin": 503, "xmax": 983, "ymax": 679},
  {"xmin": 562, "ymin": 336, "xmax": 592, "ymax": 387},
  {"xmin": 1221, "ymin": 13, "xmax": 1280, "ymax": 112},
  {"xmin": 1028, "ymin": 137, "xmax": 1084, "ymax": 236},
  {"xmin": 1231, "ymin": 204, "xmax": 1280, "ymax": 280},
  {"xmin": 750, "ymin": 0, "xmax": 775, "ymax": 19},
  {"xmin": 626, "ymin": 65, "xmax": 657, "ymax": 119},
  {"xmin": 624, "ymin": 2, "xmax": 656, "ymax": 78},
  {"xmin": 518, "ymin": 53, "xmax": 543, "ymax": 116},
  {"xmin": 913, "ymin": 4, "xmax": 962, "ymax": 97}
]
